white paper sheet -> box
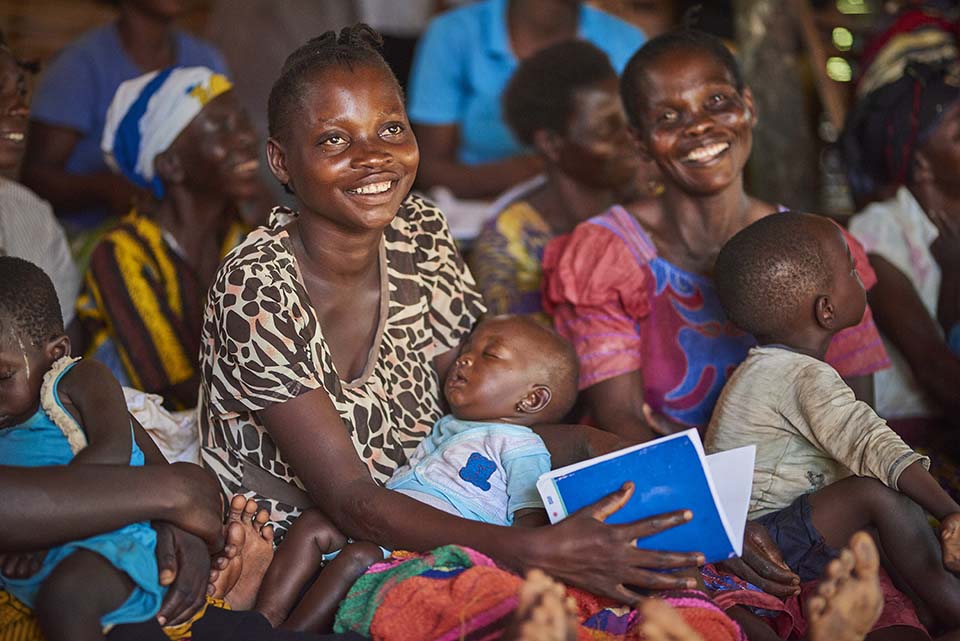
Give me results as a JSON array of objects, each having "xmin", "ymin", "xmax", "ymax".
[{"xmin": 705, "ymin": 446, "xmax": 756, "ymax": 556}]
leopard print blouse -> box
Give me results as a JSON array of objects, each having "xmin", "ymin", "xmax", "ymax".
[{"xmin": 199, "ymin": 194, "xmax": 484, "ymax": 536}]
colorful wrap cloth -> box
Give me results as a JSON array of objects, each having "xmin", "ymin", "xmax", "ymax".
[
  {"xmin": 101, "ymin": 66, "xmax": 232, "ymax": 199},
  {"xmin": 333, "ymin": 545, "xmax": 745, "ymax": 641},
  {"xmin": 702, "ymin": 564, "xmax": 927, "ymax": 639},
  {"xmin": 841, "ymin": 9, "xmax": 960, "ymax": 202}
]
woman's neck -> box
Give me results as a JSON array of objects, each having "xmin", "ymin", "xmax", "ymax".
[
  {"xmin": 507, "ymin": 0, "xmax": 579, "ymax": 59},
  {"xmin": 293, "ymin": 215, "xmax": 382, "ymax": 287},
  {"xmin": 909, "ymin": 181, "xmax": 960, "ymax": 227},
  {"xmin": 660, "ymin": 177, "xmax": 754, "ymax": 257},
  {"xmin": 153, "ymin": 189, "xmax": 230, "ymax": 263},
  {"xmin": 116, "ymin": 5, "xmax": 175, "ymax": 71},
  {"xmin": 534, "ymin": 167, "xmax": 613, "ymax": 235}
]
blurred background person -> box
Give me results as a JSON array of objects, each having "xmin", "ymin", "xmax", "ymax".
[{"xmin": 20, "ymin": 0, "xmax": 227, "ymax": 243}]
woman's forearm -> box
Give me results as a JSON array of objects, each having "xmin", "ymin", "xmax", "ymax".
[
  {"xmin": 0, "ymin": 463, "xmax": 222, "ymax": 552},
  {"xmin": 329, "ymin": 478, "xmax": 529, "ymax": 571}
]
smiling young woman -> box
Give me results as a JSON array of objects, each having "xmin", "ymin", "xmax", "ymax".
[{"xmin": 195, "ymin": 26, "xmax": 767, "ymax": 619}]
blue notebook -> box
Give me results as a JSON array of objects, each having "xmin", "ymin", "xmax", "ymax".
[{"xmin": 536, "ymin": 429, "xmax": 754, "ymax": 563}]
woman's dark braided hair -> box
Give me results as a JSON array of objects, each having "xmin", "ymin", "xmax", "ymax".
[
  {"xmin": 620, "ymin": 29, "xmax": 744, "ymax": 130},
  {"xmin": 267, "ymin": 23, "xmax": 398, "ymax": 141}
]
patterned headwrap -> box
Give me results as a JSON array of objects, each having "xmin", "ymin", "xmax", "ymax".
[
  {"xmin": 101, "ymin": 66, "xmax": 232, "ymax": 199},
  {"xmin": 841, "ymin": 9, "xmax": 959, "ymax": 203}
]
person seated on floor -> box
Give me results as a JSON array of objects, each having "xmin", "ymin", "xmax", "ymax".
[
  {"xmin": 843, "ymin": 40, "xmax": 960, "ymax": 430},
  {"xmin": 406, "ymin": 0, "xmax": 645, "ymax": 208},
  {"xmin": 0, "ymin": 32, "xmax": 80, "ymax": 335},
  {"xmin": 199, "ymin": 26, "xmax": 816, "ymax": 641},
  {"xmin": 208, "ymin": 315, "xmax": 581, "ymax": 630},
  {"xmin": 20, "ymin": 0, "xmax": 227, "ymax": 234},
  {"xmin": 206, "ymin": 314, "xmax": 885, "ymax": 641},
  {"xmin": 706, "ymin": 212, "xmax": 960, "ymax": 639},
  {"xmin": 469, "ymin": 40, "xmax": 646, "ymax": 322},
  {"xmin": 76, "ymin": 66, "xmax": 257, "ymax": 410},
  {"xmin": 0, "ymin": 256, "xmax": 173, "ymax": 641}
]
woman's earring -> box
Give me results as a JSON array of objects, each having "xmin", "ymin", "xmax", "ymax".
[{"xmin": 646, "ymin": 180, "xmax": 665, "ymax": 197}]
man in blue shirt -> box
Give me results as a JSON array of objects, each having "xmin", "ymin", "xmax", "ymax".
[{"xmin": 407, "ymin": 0, "xmax": 644, "ymax": 200}]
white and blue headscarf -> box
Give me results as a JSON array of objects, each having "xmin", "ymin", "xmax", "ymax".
[{"xmin": 102, "ymin": 66, "xmax": 233, "ymax": 199}]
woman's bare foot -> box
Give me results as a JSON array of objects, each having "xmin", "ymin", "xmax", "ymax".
[
  {"xmin": 208, "ymin": 516, "xmax": 243, "ymax": 599},
  {"xmin": 806, "ymin": 531, "xmax": 883, "ymax": 641},
  {"xmin": 208, "ymin": 494, "xmax": 275, "ymax": 611},
  {"xmin": 502, "ymin": 569, "xmax": 578, "ymax": 641},
  {"xmin": 640, "ymin": 599, "xmax": 704, "ymax": 641},
  {"xmin": 940, "ymin": 513, "xmax": 960, "ymax": 572}
]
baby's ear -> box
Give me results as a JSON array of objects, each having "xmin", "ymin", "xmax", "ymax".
[
  {"xmin": 517, "ymin": 385, "xmax": 552, "ymax": 416},
  {"xmin": 814, "ymin": 294, "xmax": 836, "ymax": 330},
  {"xmin": 45, "ymin": 334, "xmax": 71, "ymax": 361}
]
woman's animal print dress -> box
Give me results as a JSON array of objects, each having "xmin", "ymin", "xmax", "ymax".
[{"xmin": 199, "ymin": 194, "xmax": 484, "ymax": 537}]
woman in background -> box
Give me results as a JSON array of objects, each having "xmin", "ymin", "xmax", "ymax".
[{"xmin": 469, "ymin": 40, "xmax": 644, "ymax": 322}]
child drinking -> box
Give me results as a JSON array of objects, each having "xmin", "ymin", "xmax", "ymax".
[
  {"xmin": 0, "ymin": 256, "xmax": 165, "ymax": 641},
  {"xmin": 706, "ymin": 211, "xmax": 960, "ymax": 632},
  {"xmin": 214, "ymin": 315, "xmax": 579, "ymax": 631}
]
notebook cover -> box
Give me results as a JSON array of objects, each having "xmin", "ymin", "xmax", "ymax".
[{"xmin": 536, "ymin": 430, "xmax": 737, "ymax": 563}]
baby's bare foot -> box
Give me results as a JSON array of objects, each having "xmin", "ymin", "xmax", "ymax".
[
  {"xmin": 806, "ymin": 531, "xmax": 883, "ymax": 641},
  {"xmin": 212, "ymin": 494, "xmax": 275, "ymax": 611},
  {"xmin": 503, "ymin": 569, "xmax": 578, "ymax": 641},
  {"xmin": 940, "ymin": 513, "xmax": 960, "ymax": 572},
  {"xmin": 640, "ymin": 599, "xmax": 704, "ymax": 641}
]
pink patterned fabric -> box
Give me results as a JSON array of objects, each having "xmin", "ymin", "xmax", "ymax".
[{"xmin": 543, "ymin": 206, "xmax": 889, "ymax": 428}]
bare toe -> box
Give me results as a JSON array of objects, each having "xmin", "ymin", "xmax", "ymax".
[
  {"xmin": 218, "ymin": 508, "xmax": 275, "ymax": 612},
  {"xmin": 807, "ymin": 531, "xmax": 882, "ymax": 641},
  {"xmin": 228, "ymin": 494, "xmax": 248, "ymax": 523},
  {"xmin": 242, "ymin": 497, "xmax": 259, "ymax": 523},
  {"xmin": 210, "ymin": 521, "xmax": 247, "ymax": 601},
  {"xmin": 641, "ymin": 599, "xmax": 704, "ymax": 641},
  {"xmin": 504, "ymin": 570, "xmax": 578, "ymax": 641}
]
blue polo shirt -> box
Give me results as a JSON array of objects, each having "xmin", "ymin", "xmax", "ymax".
[
  {"xmin": 407, "ymin": 0, "xmax": 645, "ymax": 165},
  {"xmin": 30, "ymin": 23, "xmax": 227, "ymax": 227}
]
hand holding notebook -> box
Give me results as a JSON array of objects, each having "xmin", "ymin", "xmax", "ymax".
[{"xmin": 537, "ymin": 429, "xmax": 755, "ymax": 564}]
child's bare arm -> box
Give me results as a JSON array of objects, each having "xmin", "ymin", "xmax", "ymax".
[
  {"xmin": 58, "ymin": 359, "xmax": 134, "ymax": 465},
  {"xmin": 513, "ymin": 508, "xmax": 549, "ymax": 528},
  {"xmin": 897, "ymin": 461, "xmax": 960, "ymax": 521}
]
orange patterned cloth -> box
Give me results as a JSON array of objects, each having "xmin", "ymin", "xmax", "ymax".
[{"xmin": 335, "ymin": 545, "xmax": 745, "ymax": 641}]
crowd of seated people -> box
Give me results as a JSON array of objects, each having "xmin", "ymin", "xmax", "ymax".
[{"xmin": 0, "ymin": 2, "xmax": 959, "ymax": 641}]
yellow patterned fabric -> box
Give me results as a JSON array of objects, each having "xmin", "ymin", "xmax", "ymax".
[
  {"xmin": 0, "ymin": 591, "xmax": 41, "ymax": 641},
  {"xmin": 76, "ymin": 209, "xmax": 246, "ymax": 409},
  {"xmin": 0, "ymin": 591, "xmax": 227, "ymax": 640},
  {"xmin": 468, "ymin": 200, "xmax": 554, "ymax": 325}
]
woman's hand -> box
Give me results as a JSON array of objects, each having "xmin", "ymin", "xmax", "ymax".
[
  {"xmin": 717, "ymin": 521, "xmax": 799, "ymax": 598},
  {"xmin": 161, "ymin": 462, "xmax": 226, "ymax": 553},
  {"xmin": 523, "ymin": 482, "xmax": 705, "ymax": 605},
  {"xmin": 154, "ymin": 522, "xmax": 212, "ymax": 627},
  {"xmin": 0, "ymin": 551, "xmax": 46, "ymax": 578}
]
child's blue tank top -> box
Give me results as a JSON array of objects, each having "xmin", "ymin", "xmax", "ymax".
[{"xmin": 0, "ymin": 358, "xmax": 165, "ymax": 626}]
